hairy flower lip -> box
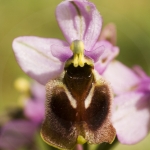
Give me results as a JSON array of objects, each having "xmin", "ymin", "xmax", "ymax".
[{"xmin": 41, "ymin": 62, "xmax": 116, "ymax": 149}]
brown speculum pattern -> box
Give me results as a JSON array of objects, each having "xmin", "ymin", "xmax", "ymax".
[{"xmin": 41, "ymin": 61, "xmax": 116, "ymax": 150}]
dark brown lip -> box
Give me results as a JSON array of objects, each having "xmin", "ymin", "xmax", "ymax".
[{"xmin": 41, "ymin": 62, "xmax": 116, "ymax": 150}]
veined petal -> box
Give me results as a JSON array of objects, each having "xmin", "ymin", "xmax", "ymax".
[
  {"xmin": 112, "ymin": 92, "xmax": 150, "ymax": 144},
  {"xmin": 12, "ymin": 36, "xmax": 68, "ymax": 85},
  {"xmin": 94, "ymin": 41, "xmax": 119, "ymax": 74},
  {"xmin": 103, "ymin": 60, "xmax": 141, "ymax": 95},
  {"xmin": 56, "ymin": 0, "xmax": 102, "ymax": 50}
]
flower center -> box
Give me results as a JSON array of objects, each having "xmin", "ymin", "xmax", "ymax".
[
  {"xmin": 70, "ymin": 40, "xmax": 85, "ymax": 67},
  {"xmin": 67, "ymin": 40, "xmax": 93, "ymax": 68}
]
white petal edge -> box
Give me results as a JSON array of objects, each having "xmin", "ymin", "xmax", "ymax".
[{"xmin": 112, "ymin": 92, "xmax": 150, "ymax": 144}]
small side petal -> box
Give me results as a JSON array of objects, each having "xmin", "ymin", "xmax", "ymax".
[
  {"xmin": 85, "ymin": 44, "xmax": 104, "ymax": 62},
  {"xmin": 56, "ymin": 0, "xmax": 102, "ymax": 50},
  {"xmin": 12, "ymin": 36, "xmax": 68, "ymax": 84},
  {"xmin": 103, "ymin": 60, "xmax": 141, "ymax": 95},
  {"xmin": 112, "ymin": 92, "xmax": 150, "ymax": 144},
  {"xmin": 94, "ymin": 41, "xmax": 119, "ymax": 74},
  {"xmin": 51, "ymin": 45, "xmax": 72, "ymax": 62}
]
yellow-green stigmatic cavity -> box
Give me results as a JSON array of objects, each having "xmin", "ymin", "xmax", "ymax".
[
  {"xmin": 77, "ymin": 135, "xmax": 87, "ymax": 144},
  {"xmin": 70, "ymin": 40, "xmax": 85, "ymax": 67}
]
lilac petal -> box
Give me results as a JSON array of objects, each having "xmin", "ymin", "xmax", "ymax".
[
  {"xmin": 112, "ymin": 92, "xmax": 150, "ymax": 144},
  {"xmin": 136, "ymin": 79, "xmax": 150, "ymax": 93},
  {"xmin": 31, "ymin": 81, "xmax": 46, "ymax": 101},
  {"xmin": 103, "ymin": 61, "xmax": 141, "ymax": 95},
  {"xmin": 85, "ymin": 44, "xmax": 104, "ymax": 62},
  {"xmin": 0, "ymin": 120, "xmax": 37, "ymax": 150},
  {"xmin": 51, "ymin": 45, "xmax": 73, "ymax": 62},
  {"xmin": 12, "ymin": 36, "xmax": 68, "ymax": 85},
  {"xmin": 24, "ymin": 98, "xmax": 45, "ymax": 123},
  {"xmin": 133, "ymin": 65, "xmax": 149, "ymax": 79},
  {"xmin": 94, "ymin": 41, "xmax": 119, "ymax": 74},
  {"xmin": 132, "ymin": 66, "xmax": 150, "ymax": 93},
  {"xmin": 99, "ymin": 23, "xmax": 117, "ymax": 45},
  {"xmin": 24, "ymin": 82, "xmax": 45, "ymax": 123},
  {"xmin": 56, "ymin": 0, "xmax": 102, "ymax": 50}
]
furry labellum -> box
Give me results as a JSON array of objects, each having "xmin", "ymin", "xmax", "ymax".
[{"xmin": 41, "ymin": 40, "xmax": 116, "ymax": 150}]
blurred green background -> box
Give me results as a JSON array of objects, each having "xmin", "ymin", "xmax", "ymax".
[{"xmin": 0, "ymin": 0, "xmax": 150, "ymax": 149}]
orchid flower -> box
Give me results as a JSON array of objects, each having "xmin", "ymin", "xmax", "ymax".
[
  {"xmin": 12, "ymin": 0, "xmax": 121, "ymax": 149},
  {"xmin": 103, "ymin": 61, "xmax": 150, "ymax": 144}
]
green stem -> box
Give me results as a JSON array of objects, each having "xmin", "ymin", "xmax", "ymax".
[
  {"xmin": 95, "ymin": 138, "xmax": 118, "ymax": 150},
  {"xmin": 83, "ymin": 143, "xmax": 89, "ymax": 150}
]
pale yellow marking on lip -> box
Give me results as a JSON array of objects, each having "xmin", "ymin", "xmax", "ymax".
[
  {"xmin": 64, "ymin": 86, "xmax": 77, "ymax": 109},
  {"xmin": 84, "ymin": 85, "xmax": 95, "ymax": 109},
  {"xmin": 77, "ymin": 135, "xmax": 87, "ymax": 144},
  {"xmin": 54, "ymin": 82, "xmax": 77, "ymax": 109}
]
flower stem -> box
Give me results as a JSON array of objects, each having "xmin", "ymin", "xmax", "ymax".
[{"xmin": 95, "ymin": 138, "xmax": 118, "ymax": 150}]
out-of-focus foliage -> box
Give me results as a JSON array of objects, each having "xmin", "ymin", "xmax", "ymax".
[{"xmin": 0, "ymin": 0, "xmax": 150, "ymax": 149}]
